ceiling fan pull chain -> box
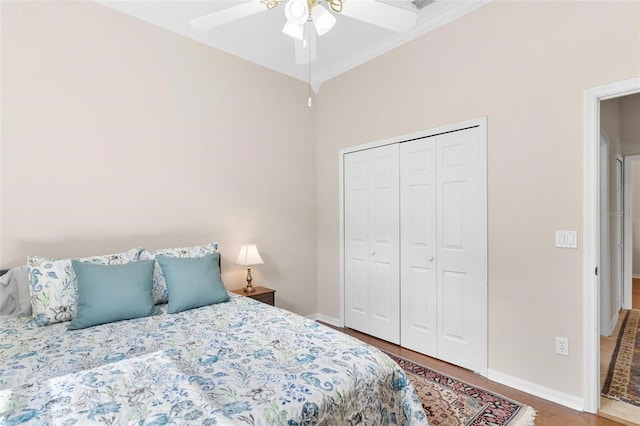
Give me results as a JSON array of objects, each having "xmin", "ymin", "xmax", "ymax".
[
  {"xmin": 308, "ymin": 62, "xmax": 313, "ymax": 107},
  {"xmin": 308, "ymin": 25, "xmax": 313, "ymax": 107}
]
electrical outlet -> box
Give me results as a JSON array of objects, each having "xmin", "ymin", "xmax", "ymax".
[{"xmin": 555, "ymin": 337, "xmax": 569, "ymax": 356}]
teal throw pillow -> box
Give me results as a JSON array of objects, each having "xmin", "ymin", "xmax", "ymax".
[
  {"xmin": 68, "ymin": 260, "xmax": 160, "ymax": 330},
  {"xmin": 156, "ymin": 253, "xmax": 229, "ymax": 314}
]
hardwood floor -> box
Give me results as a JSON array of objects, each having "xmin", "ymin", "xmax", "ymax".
[
  {"xmin": 327, "ymin": 325, "xmax": 624, "ymax": 426},
  {"xmin": 599, "ymin": 310, "xmax": 640, "ymax": 425},
  {"xmin": 633, "ymin": 278, "xmax": 640, "ymax": 310}
]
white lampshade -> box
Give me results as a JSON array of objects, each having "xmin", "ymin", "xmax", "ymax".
[
  {"xmin": 312, "ymin": 4, "xmax": 336, "ymax": 36},
  {"xmin": 235, "ymin": 244, "xmax": 264, "ymax": 266},
  {"xmin": 284, "ymin": 0, "xmax": 309, "ymax": 26},
  {"xmin": 282, "ymin": 20, "xmax": 304, "ymax": 40}
]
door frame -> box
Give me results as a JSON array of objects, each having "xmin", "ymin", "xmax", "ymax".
[
  {"xmin": 615, "ymin": 154, "xmax": 624, "ymax": 313},
  {"xmin": 600, "ymin": 130, "xmax": 612, "ymax": 335},
  {"xmin": 338, "ymin": 116, "xmax": 488, "ymax": 375},
  {"xmin": 623, "ymin": 155, "xmax": 640, "ymax": 310},
  {"xmin": 583, "ymin": 77, "xmax": 640, "ymax": 413}
]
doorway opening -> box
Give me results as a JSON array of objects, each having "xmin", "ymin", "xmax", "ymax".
[{"xmin": 584, "ymin": 77, "xmax": 640, "ymax": 415}]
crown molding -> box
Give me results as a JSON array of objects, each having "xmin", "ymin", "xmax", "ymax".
[
  {"xmin": 98, "ymin": 0, "xmax": 492, "ymax": 88},
  {"xmin": 314, "ymin": 0, "xmax": 492, "ymax": 85}
]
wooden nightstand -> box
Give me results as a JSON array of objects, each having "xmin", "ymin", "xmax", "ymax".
[{"xmin": 231, "ymin": 286, "xmax": 275, "ymax": 306}]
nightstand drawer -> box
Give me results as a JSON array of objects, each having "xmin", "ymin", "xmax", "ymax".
[
  {"xmin": 251, "ymin": 292, "xmax": 274, "ymax": 306},
  {"xmin": 231, "ymin": 286, "xmax": 276, "ymax": 306}
]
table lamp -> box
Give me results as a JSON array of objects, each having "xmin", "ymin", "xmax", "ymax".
[{"xmin": 235, "ymin": 244, "xmax": 264, "ymax": 293}]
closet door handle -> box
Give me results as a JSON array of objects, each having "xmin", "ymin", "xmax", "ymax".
[
  {"xmin": 428, "ymin": 256, "xmax": 434, "ymax": 262},
  {"xmin": 371, "ymin": 251, "xmax": 376, "ymax": 256}
]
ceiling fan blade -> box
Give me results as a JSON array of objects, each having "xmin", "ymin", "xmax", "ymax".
[
  {"xmin": 340, "ymin": 0, "xmax": 418, "ymax": 32},
  {"xmin": 190, "ymin": 0, "xmax": 267, "ymax": 30}
]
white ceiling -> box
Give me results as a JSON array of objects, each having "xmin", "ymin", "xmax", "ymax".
[{"xmin": 99, "ymin": 0, "xmax": 490, "ymax": 90}]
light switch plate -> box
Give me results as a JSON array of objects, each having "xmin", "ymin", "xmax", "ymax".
[{"xmin": 556, "ymin": 231, "xmax": 578, "ymax": 249}]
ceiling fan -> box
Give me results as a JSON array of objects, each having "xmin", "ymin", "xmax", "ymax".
[{"xmin": 190, "ymin": 0, "xmax": 419, "ymax": 64}]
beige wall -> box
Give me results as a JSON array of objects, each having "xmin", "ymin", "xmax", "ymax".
[
  {"xmin": 604, "ymin": 94, "xmax": 640, "ymax": 285},
  {"xmin": 618, "ymin": 94, "xmax": 640, "ymax": 275},
  {"xmin": 634, "ymin": 163, "xmax": 640, "ymax": 276},
  {"xmin": 621, "ymin": 94, "xmax": 640, "ymax": 153},
  {"xmin": 602, "ymin": 100, "xmax": 622, "ymax": 148},
  {"xmin": 315, "ymin": 0, "xmax": 640, "ymax": 399},
  {"xmin": 605, "ymin": 94, "xmax": 640, "ymax": 278},
  {"xmin": 0, "ymin": 1, "xmax": 317, "ymax": 315}
]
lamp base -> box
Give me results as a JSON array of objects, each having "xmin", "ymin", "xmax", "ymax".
[{"xmin": 244, "ymin": 266, "xmax": 256, "ymax": 293}]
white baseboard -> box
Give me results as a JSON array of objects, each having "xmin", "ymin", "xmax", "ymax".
[
  {"xmin": 606, "ymin": 311, "xmax": 620, "ymax": 337},
  {"xmin": 306, "ymin": 313, "xmax": 342, "ymax": 328},
  {"xmin": 633, "ymin": 274, "xmax": 640, "ymax": 279},
  {"xmin": 488, "ymin": 369, "xmax": 584, "ymax": 411}
]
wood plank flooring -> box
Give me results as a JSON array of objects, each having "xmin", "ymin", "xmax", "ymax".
[
  {"xmin": 326, "ymin": 325, "xmax": 624, "ymax": 426},
  {"xmin": 633, "ymin": 278, "xmax": 640, "ymax": 310},
  {"xmin": 599, "ymin": 310, "xmax": 640, "ymax": 425}
]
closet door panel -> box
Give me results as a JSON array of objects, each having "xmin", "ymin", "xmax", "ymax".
[
  {"xmin": 440, "ymin": 270, "xmax": 465, "ymax": 338},
  {"xmin": 369, "ymin": 144, "xmax": 400, "ymax": 344},
  {"xmin": 344, "ymin": 151, "xmax": 371, "ymax": 333},
  {"xmin": 400, "ymin": 139, "xmax": 437, "ymax": 355},
  {"xmin": 370, "ymin": 261, "xmax": 394, "ymax": 324},
  {"xmin": 436, "ymin": 127, "xmax": 484, "ymax": 372}
]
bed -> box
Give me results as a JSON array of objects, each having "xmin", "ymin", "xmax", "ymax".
[{"xmin": 0, "ymin": 245, "xmax": 427, "ymax": 425}]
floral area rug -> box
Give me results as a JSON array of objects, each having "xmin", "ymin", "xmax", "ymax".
[
  {"xmin": 602, "ymin": 309, "xmax": 640, "ymax": 407},
  {"xmin": 388, "ymin": 353, "xmax": 537, "ymax": 425}
]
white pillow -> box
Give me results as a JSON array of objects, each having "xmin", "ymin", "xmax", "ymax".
[
  {"xmin": 27, "ymin": 248, "xmax": 143, "ymax": 326},
  {"xmin": 0, "ymin": 266, "xmax": 31, "ymax": 318},
  {"xmin": 140, "ymin": 242, "xmax": 218, "ymax": 304}
]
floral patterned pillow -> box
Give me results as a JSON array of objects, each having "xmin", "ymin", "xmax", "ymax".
[
  {"xmin": 27, "ymin": 248, "xmax": 143, "ymax": 326},
  {"xmin": 139, "ymin": 243, "xmax": 218, "ymax": 305}
]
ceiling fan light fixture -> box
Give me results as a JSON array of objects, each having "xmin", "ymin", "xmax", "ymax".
[
  {"xmin": 311, "ymin": 4, "xmax": 336, "ymax": 36},
  {"xmin": 282, "ymin": 20, "xmax": 305, "ymax": 39},
  {"xmin": 285, "ymin": 0, "xmax": 309, "ymax": 26}
]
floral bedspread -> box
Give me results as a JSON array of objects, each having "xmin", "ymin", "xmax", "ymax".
[{"xmin": 0, "ymin": 295, "xmax": 427, "ymax": 425}]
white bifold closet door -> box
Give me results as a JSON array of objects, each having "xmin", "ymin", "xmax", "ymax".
[
  {"xmin": 399, "ymin": 138, "xmax": 438, "ymax": 356},
  {"xmin": 344, "ymin": 144, "xmax": 400, "ymax": 344},
  {"xmin": 400, "ymin": 127, "xmax": 485, "ymax": 373}
]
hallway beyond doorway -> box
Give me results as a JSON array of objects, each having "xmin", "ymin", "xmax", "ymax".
[{"xmin": 599, "ymin": 310, "xmax": 640, "ymax": 425}]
